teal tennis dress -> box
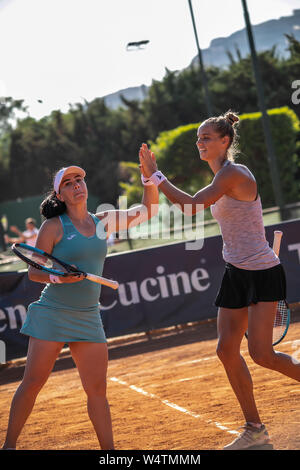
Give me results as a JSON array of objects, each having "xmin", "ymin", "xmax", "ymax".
[{"xmin": 20, "ymin": 212, "xmax": 107, "ymax": 343}]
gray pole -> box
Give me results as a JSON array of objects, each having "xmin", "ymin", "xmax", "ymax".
[
  {"xmin": 241, "ymin": 0, "xmax": 285, "ymax": 218},
  {"xmin": 188, "ymin": 0, "xmax": 213, "ymax": 117}
]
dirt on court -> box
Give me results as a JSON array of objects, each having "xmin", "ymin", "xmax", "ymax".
[{"xmin": 0, "ymin": 304, "xmax": 300, "ymax": 451}]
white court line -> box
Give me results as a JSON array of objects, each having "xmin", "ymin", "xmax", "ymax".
[
  {"xmin": 179, "ymin": 355, "xmax": 217, "ymax": 366},
  {"xmin": 143, "ymin": 373, "xmax": 215, "ymax": 388},
  {"xmin": 109, "ymin": 339, "xmax": 297, "ymax": 439},
  {"xmin": 173, "ymin": 373, "xmax": 214, "ymax": 383},
  {"xmin": 110, "ymin": 376, "xmax": 239, "ymax": 436},
  {"xmin": 207, "ymin": 420, "xmax": 239, "ymax": 434}
]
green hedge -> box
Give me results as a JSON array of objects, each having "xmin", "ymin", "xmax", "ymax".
[{"xmin": 149, "ymin": 106, "xmax": 300, "ymax": 207}]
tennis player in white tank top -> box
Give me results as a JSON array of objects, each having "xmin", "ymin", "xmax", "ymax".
[{"xmin": 139, "ymin": 111, "xmax": 300, "ymax": 450}]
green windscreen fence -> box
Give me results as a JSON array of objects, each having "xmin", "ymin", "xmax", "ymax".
[{"xmin": 0, "ymin": 193, "xmax": 100, "ymax": 251}]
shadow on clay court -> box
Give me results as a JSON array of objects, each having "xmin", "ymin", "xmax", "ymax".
[
  {"xmin": 1, "ymin": 304, "xmax": 300, "ymax": 388},
  {"xmin": 0, "ymin": 318, "xmax": 218, "ymax": 386}
]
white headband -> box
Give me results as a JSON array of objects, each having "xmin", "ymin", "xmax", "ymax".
[{"xmin": 54, "ymin": 166, "xmax": 86, "ymax": 193}]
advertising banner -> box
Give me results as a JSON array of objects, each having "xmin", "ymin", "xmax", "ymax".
[{"xmin": 1, "ymin": 220, "xmax": 299, "ymax": 361}]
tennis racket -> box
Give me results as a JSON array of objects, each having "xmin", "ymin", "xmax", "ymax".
[
  {"xmin": 11, "ymin": 242, "xmax": 119, "ymax": 290},
  {"xmin": 245, "ymin": 230, "xmax": 290, "ymax": 346}
]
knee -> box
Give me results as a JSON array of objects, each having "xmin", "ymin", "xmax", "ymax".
[
  {"xmin": 84, "ymin": 379, "xmax": 107, "ymax": 398},
  {"xmin": 248, "ymin": 346, "xmax": 275, "ymax": 368},
  {"xmin": 21, "ymin": 376, "xmax": 46, "ymax": 395},
  {"xmin": 216, "ymin": 340, "xmax": 238, "ymax": 364}
]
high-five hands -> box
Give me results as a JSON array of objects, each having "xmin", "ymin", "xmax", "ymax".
[{"xmin": 139, "ymin": 143, "xmax": 158, "ymax": 178}]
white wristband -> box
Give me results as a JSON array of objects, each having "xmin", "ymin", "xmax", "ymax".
[
  {"xmin": 141, "ymin": 174, "xmax": 154, "ymax": 186},
  {"xmin": 49, "ymin": 274, "xmax": 63, "ymax": 284},
  {"xmin": 149, "ymin": 171, "xmax": 166, "ymax": 186}
]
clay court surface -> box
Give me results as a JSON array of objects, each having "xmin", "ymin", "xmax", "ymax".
[{"xmin": 1, "ymin": 305, "xmax": 300, "ymax": 451}]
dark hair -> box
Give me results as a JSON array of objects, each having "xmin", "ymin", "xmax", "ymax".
[
  {"xmin": 202, "ymin": 110, "xmax": 240, "ymax": 161},
  {"xmin": 40, "ymin": 191, "xmax": 66, "ymax": 219}
]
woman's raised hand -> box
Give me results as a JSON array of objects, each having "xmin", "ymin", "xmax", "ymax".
[{"xmin": 139, "ymin": 143, "xmax": 158, "ymax": 178}]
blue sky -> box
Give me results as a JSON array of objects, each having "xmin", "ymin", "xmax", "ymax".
[{"xmin": 0, "ymin": 0, "xmax": 299, "ymax": 119}]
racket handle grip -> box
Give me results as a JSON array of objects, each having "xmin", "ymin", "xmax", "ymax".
[
  {"xmin": 85, "ymin": 273, "xmax": 119, "ymax": 290},
  {"xmin": 273, "ymin": 230, "xmax": 283, "ymax": 257}
]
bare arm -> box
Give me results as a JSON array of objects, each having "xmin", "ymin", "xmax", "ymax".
[
  {"xmin": 96, "ymin": 178, "xmax": 159, "ymax": 237},
  {"xmin": 10, "ymin": 225, "xmax": 23, "ymax": 237},
  {"xmin": 4, "ymin": 235, "xmax": 25, "ymax": 244},
  {"xmin": 157, "ymin": 173, "xmax": 232, "ymax": 214},
  {"xmin": 139, "ymin": 143, "xmax": 233, "ymax": 215},
  {"xmin": 28, "ymin": 218, "xmax": 84, "ymax": 284}
]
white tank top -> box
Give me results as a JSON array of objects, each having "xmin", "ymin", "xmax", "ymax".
[
  {"xmin": 23, "ymin": 228, "xmax": 39, "ymax": 247},
  {"xmin": 210, "ymin": 194, "xmax": 279, "ymax": 270}
]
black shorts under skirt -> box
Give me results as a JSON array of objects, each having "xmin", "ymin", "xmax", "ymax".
[{"xmin": 214, "ymin": 263, "xmax": 287, "ymax": 309}]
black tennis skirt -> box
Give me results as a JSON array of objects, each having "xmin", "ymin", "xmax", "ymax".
[{"xmin": 215, "ymin": 262, "xmax": 287, "ymax": 309}]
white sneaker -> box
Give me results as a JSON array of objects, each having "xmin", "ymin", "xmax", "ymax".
[{"xmin": 223, "ymin": 423, "xmax": 273, "ymax": 450}]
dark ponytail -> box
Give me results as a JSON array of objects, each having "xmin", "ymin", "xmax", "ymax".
[{"xmin": 40, "ymin": 191, "xmax": 66, "ymax": 219}]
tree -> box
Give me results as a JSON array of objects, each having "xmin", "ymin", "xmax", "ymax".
[
  {"xmin": 120, "ymin": 108, "xmax": 299, "ymax": 208},
  {"xmin": 1, "ymin": 37, "xmax": 300, "ymax": 206},
  {"xmin": 0, "ymin": 97, "xmax": 27, "ymax": 137}
]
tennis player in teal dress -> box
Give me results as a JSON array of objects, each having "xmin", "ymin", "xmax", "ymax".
[
  {"xmin": 20, "ymin": 211, "xmax": 108, "ymax": 343},
  {"xmin": 2, "ymin": 165, "xmax": 159, "ymax": 450}
]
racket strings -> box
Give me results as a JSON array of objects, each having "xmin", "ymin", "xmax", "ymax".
[
  {"xmin": 17, "ymin": 246, "xmax": 68, "ymax": 273},
  {"xmin": 245, "ymin": 300, "xmax": 289, "ymax": 345},
  {"xmin": 273, "ymin": 301, "xmax": 288, "ymax": 343},
  {"xmin": 274, "ymin": 301, "xmax": 288, "ymax": 327}
]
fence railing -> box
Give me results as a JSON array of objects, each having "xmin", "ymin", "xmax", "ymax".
[{"xmin": 107, "ymin": 201, "xmax": 300, "ymax": 254}]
